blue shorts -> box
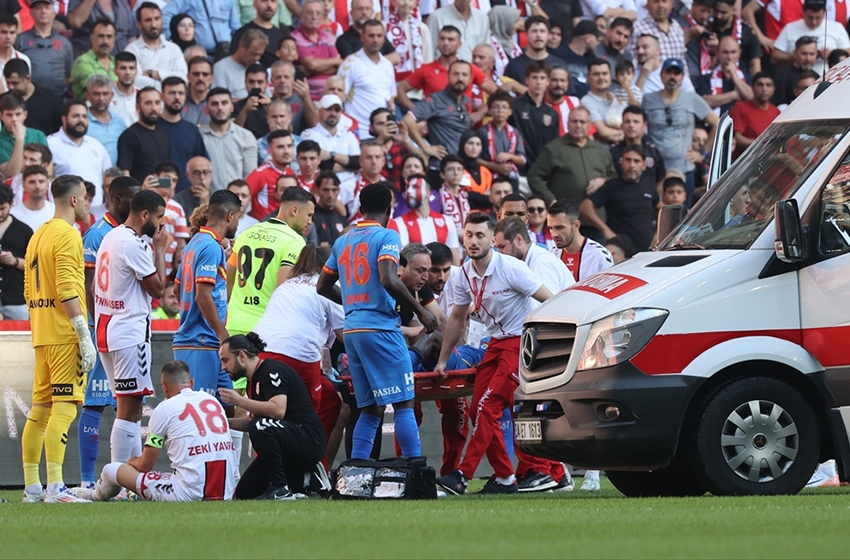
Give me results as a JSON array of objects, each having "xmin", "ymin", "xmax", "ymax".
[
  {"xmin": 409, "ymin": 349, "xmax": 427, "ymax": 372},
  {"xmin": 447, "ymin": 344, "xmax": 487, "ymax": 371},
  {"xmin": 345, "ymin": 330, "xmax": 414, "ymax": 408},
  {"xmin": 84, "ymin": 327, "xmax": 115, "ymax": 408},
  {"xmin": 172, "ymin": 347, "xmax": 233, "ymax": 400}
]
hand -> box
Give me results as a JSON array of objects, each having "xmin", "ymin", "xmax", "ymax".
[
  {"xmin": 493, "ymin": 162, "xmax": 513, "ymax": 176},
  {"xmin": 292, "ymin": 79, "xmax": 311, "ymax": 99},
  {"xmin": 641, "ymin": 58, "xmax": 659, "ymax": 74},
  {"xmin": 495, "ymin": 152, "xmax": 512, "ymax": 164},
  {"xmin": 0, "ymin": 251, "xmax": 16, "ymax": 266},
  {"xmin": 706, "ymin": 32, "xmax": 719, "ymax": 49},
  {"xmin": 586, "ymin": 177, "xmax": 606, "ymax": 195},
  {"xmin": 191, "ymin": 183, "xmax": 210, "ymax": 205},
  {"xmin": 395, "ymin": 119, "xmax": 409, "ymax": 140},
  {"xmin": 416, "ymin": 307, "xmax": 437, "ymax": 333},
  {"xmin": 602, "ymin": 226, "xmax": 617, "ymax": 241},
  {"xmin": 243, "ymin": 95, "xmax": 260, "ymax": 112},
  {"xmin": 757, "ymin": 33, "xmax": 774, "ymax": 52},
  {"xmin": 258, "ymin": 94, "xmax": 271, "ymax": 107},
  {"xmin": 222, "ymin": 237, "xmax": 233, "ymax": 261},
  {"xmin": 617, "ymin": 74, "xmax": 631, "ymax": 90},
  {"xmin": 151, "ymin": 224, "xmax": 170, "ymax": 252},
  {"xmin": 143, "ymin": 174, "xmax": 159, "ymax": 191},
  {"xmin": 79, "ymin": 333, "xmax": 96, "ymax": 373},
  {"xmin": 686, "ymin": 149, "xmax": 705, "ymax": 164},
  {"xmin": 10, "ymin": 120, "xmax": 25, "ymax": 142},
  {"xmin": 434, "ymin": 360, "xmax": 448, "ymax": 378},
  {"xmin": 424, "ymin": 144, "xmax": 448, "ymax": 159},
  {"xmin": 687, "ymin": 24, "xmax": 705, "ymax": 42},
  {"xmin": 218, "ymin": 388, "xmax": 242, "ymax": 407}
]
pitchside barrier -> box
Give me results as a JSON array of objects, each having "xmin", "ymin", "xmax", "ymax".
[{"xmin": 0, "ymin": 323, "xmax": 500, "ymax": 487}]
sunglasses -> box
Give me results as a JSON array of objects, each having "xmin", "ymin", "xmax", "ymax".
[
  {"xmin": 528, "ymin": 207, "xmax": 546, "ymax": 213},
  {"xmin": 665, "ymin": 107, "xmax": 672, "ymax": 126}
]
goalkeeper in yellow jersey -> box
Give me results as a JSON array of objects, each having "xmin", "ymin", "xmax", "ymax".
[{"xmin": 22, "ymin": 175, "xmax": 97, "ymax": 503}]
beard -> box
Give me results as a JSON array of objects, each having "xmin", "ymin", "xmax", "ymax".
[
  {"xmin": 467, "ymin": 245, "xmax": 490, "ymax": 260},
  {"xmin": 229, "ymin": 360, "xmax": 248, "ymax": 381},
  {"xmin": 210, "ymin": 114, "xmax": 230, "ymax": 126},
  {"xmin": 225, "ymin": 222, "xmax": 239, "ymax": 239},
  {"xmin": 140, "ymin": 112, "xmax": 159, "ymax": 126},
  {"xmin": 66, "ymin": 122, "xmax": 87, "ymax": 138},
  {"xmin": 142, "ymin": 219, "xmax": 157, "ymax": 238},
  {"xmin": 164, "ymin": 102, "xmax": 183, "ymax": 116}
]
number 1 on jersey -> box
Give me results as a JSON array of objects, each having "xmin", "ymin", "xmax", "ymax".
[{"xmin": 339, "ymin": 242, "xmax": 370, "ymax": 286}]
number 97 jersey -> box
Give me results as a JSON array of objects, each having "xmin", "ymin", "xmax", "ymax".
[{"xmin": 323, "ymin": 221, "xmax": 402, "ymax": 332}]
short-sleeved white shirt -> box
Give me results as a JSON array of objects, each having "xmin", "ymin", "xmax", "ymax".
[
  {"xmin": 525, "ymin": 243, "xmax": 575, "ymax": 295},
  {"xmin": 454, "ymin": 250, "xmax": 542, "ymax": 339},
  {"xmin": 47, "ymin": 129, "xmax": 112, "ymax": 204},
  {"xmin": 94, "ymin": 224, "xmax": 156, "ymax": 351},
  {"xmin": 146, "ymin": 388, "xmax": 238, "ymax": 501},
  {"xmin": 337, "ymin": 49, "xmax": 396, "ymax": 139},
  {"xmin": 300, "ymin": 124, "xmax": 361, "ymax": 183},
  {"xmin": 252, "ymin": 273, "xmax": 344, "ymax": 362}
]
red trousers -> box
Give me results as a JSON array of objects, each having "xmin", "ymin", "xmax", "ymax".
[
  {"xmin": 515, "ymin": 448, "xmax": 565, "ymax": 480},
  {"xmin": 458, "ymin": 337, "xmax": 519, "ymax": 480},
  {"xmin": 435, "ymin": 397, "xmax": 469, "ymax": 476}
]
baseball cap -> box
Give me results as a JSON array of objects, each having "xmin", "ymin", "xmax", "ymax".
[
  {"xmin": 29, "ymin": 0, "xmax": 52, "ymax": 5},
  {"xmin": 573, "ymin": 20, "xmax": 606, "ymax": 38},
  {"xmin": 662, "ymin": 58, "xmax": 685, "ymax": 72},
  {"xmin": 318, "ymin": 94, "xmax": 343, "ymax": 110}
]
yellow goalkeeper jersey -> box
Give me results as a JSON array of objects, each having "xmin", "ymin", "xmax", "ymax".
[{"xmin": 25, "ymin": 218, "xmax": 86, "ymax": 347}]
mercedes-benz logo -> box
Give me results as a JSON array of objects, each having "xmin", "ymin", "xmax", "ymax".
[{"xmin": 521, "ymin": 327, "xmax": 537, "ymax": 370}]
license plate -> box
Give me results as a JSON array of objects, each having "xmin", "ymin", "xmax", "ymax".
[{"xmin": 514, "ymin": 419, "xmax": 542, "ymax": 443}]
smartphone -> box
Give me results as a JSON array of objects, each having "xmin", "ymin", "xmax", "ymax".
[
  {"xmin": 295, "ymin": 70, "xmax": 306, "ymax": 82},
  {"xmin": 157, "ymin": 177, "xmax": 171, "ymax": 188},
  {"xmin": 249, "ymin": 87, "xmax": 262, "ymax": 98}
]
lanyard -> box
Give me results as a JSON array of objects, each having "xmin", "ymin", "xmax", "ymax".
[{"xmin": 472, "ymin": 276, "xmax": 488, "ymax": 315}]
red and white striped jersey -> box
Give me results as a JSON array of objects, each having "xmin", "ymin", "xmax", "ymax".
[{"xmin": 388, "ymin": 210, "xmax": 459, "ymax": 249}]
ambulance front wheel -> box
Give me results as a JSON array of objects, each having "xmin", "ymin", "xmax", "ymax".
[{"xmin": 689, "ymin": 377, "xmax": 820, "ymax": 496}]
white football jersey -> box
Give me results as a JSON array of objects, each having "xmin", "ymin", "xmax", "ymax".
[
  {"xmin": 550, "ymin": 237, "xmax": 614, "ymax": 281},
  {"xmin": 94, "ymin": 225, "xmax": 156, "ymax": 352},
  {"xmin": 146, "ymin": 388, "xmax": 238, "ymax": 501},
  {"xmin": 525, "ymin": 243, "xmax": 575, "ymax": 300}
]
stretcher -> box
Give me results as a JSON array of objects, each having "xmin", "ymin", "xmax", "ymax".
[{"xmin": 340, "ymin": 368, "xmax": 477, "ymax": 401}]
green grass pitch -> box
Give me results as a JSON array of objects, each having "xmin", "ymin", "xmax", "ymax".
[{"xmin": 1, "ymin": 481, "xmax": 849, "ymax": 559}]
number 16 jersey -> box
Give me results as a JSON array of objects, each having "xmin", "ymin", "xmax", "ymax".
[
  {"xmin": 323, "ymin": 220, "xmax": 401, "ymax": 332},
  {"xmin": 225, "ymin": 218, "xmax": 305, "ymax": 335}
]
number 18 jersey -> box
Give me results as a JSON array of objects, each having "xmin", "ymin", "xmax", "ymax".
[
  {"xmin": 323, "ymin": 220, "xmax": 401, "ymax": 332},
  {"xmin": 225, "ymin": 218, "xmax": 305, "ymax": 335}
]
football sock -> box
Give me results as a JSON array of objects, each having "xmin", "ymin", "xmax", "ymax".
[
  {"xmin": 94, "ymin": 462, "xmax": 122, "ymax": 501},
  {"xmin": 22, "ymin": 405, "xmax": 51, "ymax": 491},
  {"xmin": 585, "ymin": 470, "xmax": 600, "ymax": 481},
  {"xmin": 230, "ymin": 430, "xmax": 243, "ymax": 463},
  {"xmin": 496, "ymin": 475, "xmax": 516, "ymax": 485},
  {"xmin": 44, "ymin": 401, "xmax": 78, "ymax": 491},
  {"xmin": 394, "ymin": 407, "xmax": 421, "ymax": 457},
  {"xmin": 351, "ymin": 412, "xmax": 382, "ymax": 460},
  {"xmin": 111, "ymin": 419, "xmax": 136, "ymax": 463},
  {"xmin": 78, "ymin": 408, "xmax": 101, "ymax": 485},
  {"xmin": 133, "ymin": 421, "xmax": 142, "ymax": 458}
]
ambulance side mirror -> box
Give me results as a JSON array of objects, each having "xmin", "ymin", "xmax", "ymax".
[
  {"xmin": 775, "ymin": 199, "xmax": 806, "ymax": 263},
  {"xmin": 656, "ymin": 204, "xmax": 688, "ymax": 247}
]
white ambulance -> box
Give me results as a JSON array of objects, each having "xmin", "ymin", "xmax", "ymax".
[{"xmin": 514, "ymin": 64, "xmax": 850, "ymax": 496}]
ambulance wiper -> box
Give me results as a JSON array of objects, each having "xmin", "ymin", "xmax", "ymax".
[{"xmin": 667, "ymin": 242, "xmax": 708, "ymax": 250}]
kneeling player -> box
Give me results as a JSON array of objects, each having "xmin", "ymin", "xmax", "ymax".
[{"xmin": 85, "ymin": 361, "xmax": 239, "ymax": 502}]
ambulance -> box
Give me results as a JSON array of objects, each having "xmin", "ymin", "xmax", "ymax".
[{"xmin": 514, "ymin": 62, "xmax": 850, "ymax": 496}]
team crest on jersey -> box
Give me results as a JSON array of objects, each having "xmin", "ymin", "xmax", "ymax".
[
  {"xmin": 435, "ymin": 218, "xmax": 445, "ymax": 227},
  {"xmin": 645, "ymin": 157, "xmax": 655, "ymax": 168},
  {"xmin": 335, "ymin": 223, "xmax": 343, "ymax": 232},
  {"xmin": 542, "ymin": 114, "xmax": 552, "ymax": 126}
]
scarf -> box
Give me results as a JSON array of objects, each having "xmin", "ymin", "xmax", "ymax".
[
  {"xmin": 488, "ymin": 5, "xmax": 522, "ymax": 56},
  {"xmin": 691, "ymin": 15, "xmax": 742, "ymax": 75},
  {"xmin": 486, "ymin": 122, "xmax": 519, "ymax": 177},
  {"xmin": 384, "ymin": 0, "xmax": 425, "ymax": 81},
  {"xmin": 439, "ymin": 185, "xmax": 470, "ymax": 234},
  {"xmin": 709, "ymin": 64, "xmax": 745, "ymax": 95}
]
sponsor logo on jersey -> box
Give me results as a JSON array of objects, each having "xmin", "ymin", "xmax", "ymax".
[
  {"xmin": 381, "ymin": 243, "xmax": 400, "ymax": 252},
  {"xmin": 200, "ymin": 264, "xmax": 217, "ymax": 272},
  {"xmin": 372, "ymin": 385, "xmax": 402, "ymax": 398},
  {"xmin": 115, "ymin": 379, "xmax": 139, "ymax": 391},
  {"xmin": 52, "ymin": 384, "xmax": 74, "ymax": 395}
]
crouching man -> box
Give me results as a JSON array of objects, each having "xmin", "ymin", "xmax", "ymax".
[
  {"xmin": 84, "ymin": 361, "xmax": 239, "ymax": 501},
  {"xmin": 219, "ymin": 333, "xmax": 327, "ymax": 500}
]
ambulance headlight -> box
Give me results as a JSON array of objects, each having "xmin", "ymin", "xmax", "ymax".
[{"xmin": 576, "ymin": 308, "xmax": 668, "ymax": 371}]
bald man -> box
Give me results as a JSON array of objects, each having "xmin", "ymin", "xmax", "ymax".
[
  {"xmin": 174, "ymin": 156, "xmax": 213, "ymax": 217},
  {"xmin": 696, "ymin": 36, "xmax": 754, "ymax": 116}
]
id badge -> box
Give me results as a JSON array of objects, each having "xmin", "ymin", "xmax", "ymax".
[{"xmin": 467, "ymin": 319, "xmax": 486, "ymax": 349}]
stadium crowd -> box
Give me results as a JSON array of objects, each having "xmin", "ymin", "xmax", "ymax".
[{"xmin": 3, "ymin": 0, "xmax": 844, "ymax": 502}]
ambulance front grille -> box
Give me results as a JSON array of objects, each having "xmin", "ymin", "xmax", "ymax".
[{"xmin": 520, "ymin": 322, "xmax": 576, "ymax": 382}]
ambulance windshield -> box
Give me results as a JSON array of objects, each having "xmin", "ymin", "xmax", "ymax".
[{"xmin": 659, "ymin": 120, "xmax": 849, "ymax": 251}]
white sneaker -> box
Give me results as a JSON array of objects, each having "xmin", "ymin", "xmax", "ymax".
[
  {"xmin": 580, "ymin": 475, "xmax": 601, "ymax": 491},
  {"xmin": 21, "ymin": 490, "xmax": 45, "ymax": 503},
  {"xmin": 44, "ymin": 488, "xmax": 93, "ymax": 503},
  {"xmin": 67, "ymin": 486, "xmax": 94, "ymax": 501},
  {"xmin": 807, "ymin": 462, "xmax": 840, "ymax": 488},
  {"xmin": 437, "ymin": 490, "xmax": 447, "ymax": 498}
]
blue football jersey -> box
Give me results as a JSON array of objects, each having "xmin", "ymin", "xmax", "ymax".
[
  {"xmin": 173, "ymin": 227, "xmax": 228, "ymax": 348},
  {"xmin": 82, "ymin": 213, "xmax": 119, "ymax": 325},
  {"xmin": 324, "ymin": 221, "xmax": 401, "ymax": 332}
]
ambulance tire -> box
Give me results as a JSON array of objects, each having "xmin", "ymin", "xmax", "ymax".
[
  {"xmin": 607, "ymin": 454, "xmax": 706, "ymax": 497},
  {"xmin": 690, "ymin": 377, "xmax": 820, "ymax": 496}
]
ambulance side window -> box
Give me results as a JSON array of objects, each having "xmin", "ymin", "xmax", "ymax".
[{"xmin": 819, "ymin": 157, "xmax": 850, "ymax": 254}]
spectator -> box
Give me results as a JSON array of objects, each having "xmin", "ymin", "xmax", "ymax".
[
  {"xmin": 510, "ymin": 61, "xmax": 560, "ymax": 173},
  {"xmin": 4, "ymin": 58, "xmax": 62, "ymax": 136},
  {"xmin": 634, "ymin": 33, "xmax": 695, "ymax": 94},
  {"xmin": 162, "ymin": 0, "xmax": 240, "ymax": 57},
  {"xmin": 11, "ymin": 164, "xmax": 53, "ymax": 231},
  {"xmin": 528, "ymin": 106, "xmax": 616, "ymax": 211},
  {"xmin": 397, "ymin": 26, "xmax": 495, "ymax": 113},
  {"xmin": 117, "ymin": 86, "xmax": 172, "ymax": 182},
  {"xmin": 676, "ymin": 0, "xmax": 713, "ymax": 85},
  {"xmin": 234, "ymin": 63, "xmax": 273, "ymax": 138},
  {"xmin": 291, "ymin": 0, "xmax": 343, "ymax": 100},
  {"xmin": 258, "ymin": 99, "xmax": 298, "ymax": 165},
  {"xmin": 829, "ymin": 48, "xmax": 849, "ymax": 67},
  {"xmin": 67, "ymin": 0, "xmax": 138, "ymax": 57},
  {"xmin": 435, "ymin": 154, "xmax": 469, "ymax": 236},
  {"xmin": 427, "ymin": 0, "xmax": 489, "ymax": 62},
  {"xmin": 7, "ymin": 143, "xmax": 52, "ymax": 207},
  {"xmin": 158, "ymin": 76, "xmax": 208, "ymax": 193},
  {"xmin": 201, "ymin": 87, "xmax": 258, "ymax": 192},
  {"xmin": 269, "ymin": 60, "xmax": 318, "ymax": 134},
  {"xmin": 111, "ymin": 52, "xmax": 140, "ymax": 127},
  {"xmin": 545, "ymin": 65, "xmax": 582, "ymax": 135},
  {"xmin": 0, "ymin": 13, "xmax": 30, "ymax": 92},
  {"xmin": 337, "ymin": 0, "xmax": 398, "ymax": 63},
  {"xmin": 727, "ymin": 72, "xmax": 779, "ymax": 159},
  {"xmin": 488, "ymin": 178, "xmax": 514, "ymax": 219},
  {"xmin": 185, "ymin": 55, "xmax": 213, "ymax": 126},
  {"xmin": 696, "ymin": 36, "xmax": 753, "ymax": 116},
  {"xmin": 661, "ymin": 175, "xmax": 687, "ymax": 206},
  {"xmin": 231, "ymin": 0, "xmax": 291, "ymax": 69},
  {"xmin": 611, "ymin": 105, "xmax": 666, "ymax": 192},
  {"xmin": 458, "ymin": 129, "xmax": 491, "ymax": 201},
  {"xmin": 301, "ymin": 93, "xmax": 361, "ymax": 182},
  {"xmin": 580, "ymin": 144, "xmax": 660, "ymax": 250},
  {"xmin": 337, "ymin": 20, "xmax": 396, "ymax": 140},
  {"xmin": 307, "ymin": 170, "xmax": 346, "ymax": 246},
  {"xmin": 606, "ymin": 233, "xmax": 636, "ymax": 263},
  {"xmin": 0, "ymin": 93, "xmax": 46, "ymax": 178},
  {"xmin": 488, "ymin": 6, "xmax": 523, "ymax": 78},
  {"xmin": 403, "ymin": 60, "xmax": 473, "ymax": 189},
  {"xmin": 339, "ymin": 140, "xmax": 386, "ymax": 220},
  {"xmin": 526, "ymin": 195, "xmax": 554, "ymax": 248},
  {"xmin": 540, "ymin": 0, "xmax": 584, "ymax": 44},
  {"xmin": 390, "ymin": 175, "xmax": 460, "ymax": 262},
  {"xmin": 169, "ymin": 13, "xmax": 197, "ymax": 53},
  {"xmin": 276, "ymin": 34, "xmax": 298, "ymax": 63},
  {"xmin": 71, "ymin": 18, "xmax": 118, "ymax": 100},
  {"xmin": 705, "ymin": 0, "xmax": 762, "ymax": 77},
  {"xmin": 583, "ymin": 0, "xmax": 637, "ymax": 21},
  {"xmin": 384, "ymin": 0, "xmax": 432, "ymax": 83},
  {"xmin": 504, "ymin": 16, "xmax": 566, "ymax": 86},
  {"xmin": 124, "ymin": 2, "xmax": 189, "ymax": 90},
  {"xmin": 151, "ymin": 281, "xmax": 180, "ymax": 319},
  {"xmin": 174, "ymin": 155, "xmax": 212, "ymax": 216},
  {"xmin": 690, "ymin": 127, "xmax": 710, "ymax": 192},
  {"xmin": 548, "ymin": 24, "xmax": 564, "ymax": 50},
  {"xmin": 471, "ymin": 44, "xmax": 522, "ymax": 108},
  {"xmin": 85, "ymin": 75, "xmax": 126, "ymax": 166},
  {"xmin": 477, "ymin": 91, "xmax": 527, "ymax": 187},
  {"xmin": 293, "ymin": 139, "xmax": 321, "ymax": 191},
  {"xmin": 370, "ymin": 108, "xmax": 418, "ymax": 188},
  {"xmin": 773, "ymin": 37, "xmax": 820, "ymax": 106},
  {"xmin": 553, "ymin": 20, "xmax": 606, "ymax": 98},
  {"xmin": 642, "ymin": 58, "xmax": 717, "ymax": 204},
  {"xmin": 630, "ymin": 0, "xmax": 687, "ymax": 75},
  {"xmin": 245, "ymin": 129, "xmax": 295, "ymax": 219},
  {"xmin": 47, "ymin": 100, "xmax": 112, "ymax": 204},
  {"xmin": 237, "ymin": 0, "xmax": 291, "ymax": 27},
  {"xmin": 595, "ymin": 17, "xmax": 635, "ymax": 67},
  {"xmin": 582, "ymin": 58, "xmax": 626, "ymax": 145},
  {"xmin": 15, "ymin": 0, "xmax": 74, "ymax": 97},
  {"xmin": 228, "ymin": 179, "xmax": 259, "ymax": 236},
  {"xmin": 611, "ymin": 59, "xmax": 642, "ymax": 105},
  {"xmin": 772, "ymin": 0, "xmax": 849, "ymax": 73},
  {"xmin": 148, "ymin": 162, "xmax": 189, "ymax": 277},
  {"xmin": 214, "ymin": 29, "xmax": 268, "ymax": 101},
  {"xmin": 0, "ymin": 183, "xmax": 31, "ymax": 320}
]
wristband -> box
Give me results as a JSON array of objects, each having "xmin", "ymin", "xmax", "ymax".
[{"xmin": 70, "ymin": 314, "xmax": 89, "ymax": 342}]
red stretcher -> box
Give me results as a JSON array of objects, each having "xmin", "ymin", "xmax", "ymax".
[{"xmin": 340, "ymin": 368, "xmax": 477, "ymax": 401}]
